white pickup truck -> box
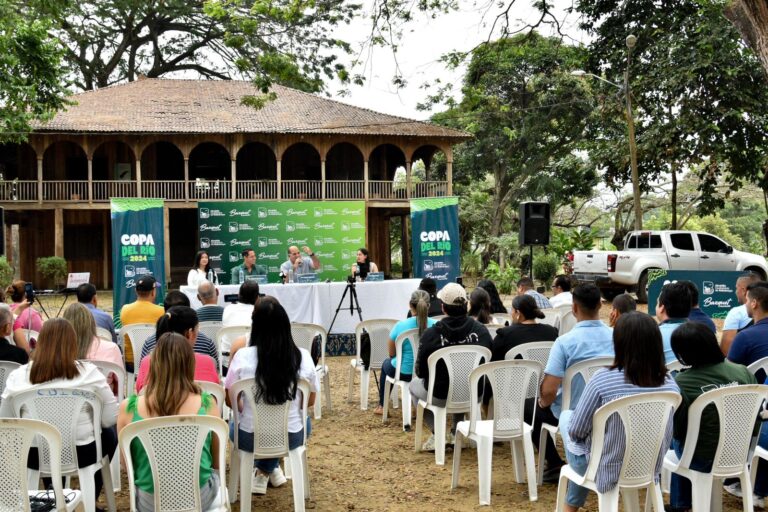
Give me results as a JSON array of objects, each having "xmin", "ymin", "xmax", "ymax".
[{"xmin": 572, "ymin": 230, "xmax": 768, "ymax": 303}]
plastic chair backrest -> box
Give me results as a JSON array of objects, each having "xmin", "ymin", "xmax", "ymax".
[
  {"xmin": 505, "ymin": 341, "xmax": 554, "ymax": 366},
  {"xmin": 540, "ymin": 309, "xmax": 560, "ymax": 327},
  {"xmin": 355, "ymin": 319, "xmax": 398, "ymax": 370},
  {"xmin": 196, "ymin": 381, "xmax": 225, "ymax": 416},
  {"xmin": 425, "ymin": 345, "xmax": 492, "ymax": 411},
  {"xmin": 119, "ymin": 414, "xmax": 228, "ymax": 512},
  {"xmin": 297, "ymin": 379, "xmax": 310, "ymax": 445},
  {"xmin": 467, "ymin": 360, "xmax": 543, "ymax": 439},
  {"xmin": 558, "ymin": 311, "xmax": 577, "ymax": 335},
  {"xmin": 216, "ymin": 325, "xmax": 250, "ymax": 356},
  {"xmin": 228, "ymin": 378, "xmax": 291, "ymax": 459},
  {"xmin": 666, "ymin": 359, "xmax": 689, "ymax": 374},
  {"xmin": 0, "ymin": 418, "xmax": 70, "ymax": 511},
  {"xmin": 676, "ymin": 384, "xmax": 768, "ymax": 476},
  {"xmin": 484, "ymin": 325, "xmax": 502, "ymax": 339},
  {"xmin": 198, "ymin": 321, "xmax": 223, "ymax": 347},
  {"xmin": 582, "ymin": 392, "xmax": 681, "ymax": 488},
  {"xmin": 562, "ymin": 356, "xmax": 614, "ymax": 410},
  {"xmin": 122, "ymin": 323, "xmax": 156, "ymax": 369},
  {"xmin": 290, "ymin": 323, "xmax": 328, "ymax": 367},
  {"xmin": 747, "ymin": 356, "xmax": 768, "ymax": 380},
  {"xmin": 0, "ymin": 360, "xmax": 21, "ymax": 400},
  {"xmin": 392, "ymin": 328, "xmax": 420, "ymax": 380},
  {"xmin": 90, "ymin": 360, "xmax": 127, "ymax": 401},
  {"xmin": 10, "ymin": 386, "xmax": 104, "ymax": 474},
  {"xmin": 95, "ymin": 327, "xmax": 112, "ymax": 342},
  {"xmin": 492, "ymin": 314, "xmax": 509, "ymax": 326}
]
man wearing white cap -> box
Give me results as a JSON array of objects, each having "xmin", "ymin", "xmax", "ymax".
[{"xmin": 409, "ymin": 282, "xmax": 493, "ymax": 450}]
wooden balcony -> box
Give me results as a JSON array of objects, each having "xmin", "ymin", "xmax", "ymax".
[{"xmin": 0, "ymin": 179, "xmax": 450, "ymax": 203}]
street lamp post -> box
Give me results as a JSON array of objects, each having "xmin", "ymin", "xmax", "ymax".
[{"xmin": 573, "ymin": 34, "xmax": 642, "ymax": 230}]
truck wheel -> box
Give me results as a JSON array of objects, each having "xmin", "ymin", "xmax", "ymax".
[
  {"xmin": 636, "ymin": 271, "xmax": 649, "ymax": 304},
  {"xmin": 600, "ymin": 288, "xmax": 625, "ymax": 302}
]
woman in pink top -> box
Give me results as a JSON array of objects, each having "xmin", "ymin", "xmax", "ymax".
[
  {"xmin": 63, "ymin": 302, "xmax": 123, "ymax": 393},
  {"xmin": 6, "ymin": 280, "xmax": 42, "ymax": 352},
  {"xmin": 134, "ymin": 306, "xmax": 219, "ymax": 393}
]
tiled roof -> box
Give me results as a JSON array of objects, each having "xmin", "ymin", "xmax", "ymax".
[{"xmin": 33, "ymin": 78, "xmax": 469, "ymax": 139}]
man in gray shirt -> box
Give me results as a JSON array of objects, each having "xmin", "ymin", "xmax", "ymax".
[{"xmin": 280, "ymin": 245, "xmax": 321, "ymax": 276}]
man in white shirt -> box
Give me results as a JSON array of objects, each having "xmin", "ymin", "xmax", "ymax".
[
  {"xmin": 222, "ymin": 281, "xmax": 261, "ymax": 327},
  {"xmin": 721, "ymin": 272, "xmax": 760, "ymax": 355},
  {"xmin": 549, "ymin": 275, "xmax": 573, "ymax": 308}
]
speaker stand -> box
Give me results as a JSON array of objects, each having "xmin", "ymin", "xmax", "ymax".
[{"xmin": 529, "ymin": 245, "xmax": 533, "ymax": 279}]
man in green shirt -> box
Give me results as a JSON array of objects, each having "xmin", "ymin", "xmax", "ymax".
[{"xmin": 230, "ymin": 248, "xmax": 267, "ymax": 284}]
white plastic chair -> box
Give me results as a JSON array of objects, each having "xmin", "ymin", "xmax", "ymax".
[
  {"xmin": 196, "ymin": 381, "xmax": 226, "ymax": 417},
  {"xmin": 539, "ymin": 356, "xmax": 614, "ymax": 485},
  {"xmin": 452, "ymin": 360, "xmax": 543, "ymax": 505},
  {"xmin": 505, "ymin": 341, "xmax": 555, "ymax": 365},
  {"xmin": 662, "ymin": 384, "xmax": 768, "ymax": 512},
  {"xmin": 555, "ymin": 391, "xmax": 681, "ymax": 512},
  {"xmin": 540, "ymin": 309, "xmax": 560, "ymax": 328},
  {"xmin": 96, "ymin": 326, "xmax": 113, "ymax": 343},
  {"xmin": 382, "ymin": 328, "xmax": 420, "ymax": 430},
  {"xmin": 122, "ymin": 323, "xmax": 156, "ymax": 394},
  {"xmin": 558, "ymin": 310, "xmax": 578, "ymax": 335},
  {"xmin": 747, "ymin": 356, "xmax": 768, "ymax": 380},
  {"xmin": 414, "ymin": 345, "xmax": 492, "ymax": 466},
  {"xmin": 91, "ymin": 360, "xmax": 127, "ymax": 493},
  {"xmin": 216, "ymin": 325, "xmax": 250, "ymax": 370},
  {"xmin": 665, "ymin": 359, "xmax": 689, "ymax": 374},
  {"xmin": 10, "ymin": 387, "xmax": 116, "ymax": 512},
  {"xmin": 198, "ymin": 321, "xmax": 223, "ymax": 344},
  {"xmin": 0, "ymin": 360, "xmax": 21, "ymax": 405},
  {"xmin": 290, "ymin": 322, "xmax": 331, "ymax": 418},
  {"xmin": 0, "ymin": 418, "xmax": 83, "ymax": 511},
  {"xmin": 492, "ymin": 314, "xmax": 510, "ymax": 326},
  {"xmin": 119, "ymin": 415, "xmax": 230, "ymax": 511},
  {"xmin": 227, "ymin": 378, "xmax": 310, "ymax": 512},
  {"xmin": 485, "ymin": 324, "xmax": 502, "ymax": 339},
  {"xmin": 348, "ymin": 319, "xmax": 398, "ymax": 410}
]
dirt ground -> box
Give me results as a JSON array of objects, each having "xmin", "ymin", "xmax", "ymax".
[{"xmin": 39, "ymin": 292, "xmax": 746, "ymax": 511}]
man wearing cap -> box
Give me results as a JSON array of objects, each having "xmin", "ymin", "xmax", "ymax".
[
  {"xmin": 409, "ymin": 282, "xmax": 493, "ymax": 450},
  {"xmin": 230, "ymin": 248, "xmax": 267, "ymax": 284},
  {"xmin": 120, "ymin": 275, "xmax": 164, "ymax": 372}
]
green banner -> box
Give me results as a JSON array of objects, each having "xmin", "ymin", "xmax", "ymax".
[
  {"xmin": 198, "ymin": 201, "xmax": 366, "ymax": 283},
  {"xmin": 410, "ymin": 197, "xmax": 460, "ymax": 289},
  {"xmin": 111, "ymin": 198, "xmax": 166, "ymax": 328},
  {"xmin": 647, "ymin": 270, "xmax": 743, "ymax": 319}
]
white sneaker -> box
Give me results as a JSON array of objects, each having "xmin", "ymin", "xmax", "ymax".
[
  {"xmin": 269, "ymin": 466, "xmax": 287, "ymax": 487},
  {"xmin": 251, "ymin": 471, "xmax": 268, "ymax": 495},
  {"xmin": 421, "ymin": 434, "xmax": 436, "ymax": 452},
  {"xmin": 725, "ymin": 482, "xmax": 743, "ymax": 498},
  {"xmin": 756, "ymin": 495, "xmax": 765, "ymax": 509}
]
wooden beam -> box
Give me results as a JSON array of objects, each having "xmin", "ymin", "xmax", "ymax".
[
  {"xmin": 321, "ymin": 160, "xmax": 326, "ymax": 200},
  {"xmin": 87, "ymin": 158, "xmax": 93, "ymax": 204},
  {"xmin": 446, "ymin": 160, "xmax": 453, "ymax": 196},
  {"xmin": 54, "ymin": 208, "xmax": 64, "ymax": 257},
  {"xmin": 37, "ymin": 158, "xmax": 43, "ymax": 205},
  {"xmin": 363, "ymin": 160, "xmax": 369, "ymax": 200},
  {"xmin": 164, "ymin": 203, "xmax": 171, "ymax": 287},
  {"xmin": 276, "ymin": 160, "xmax": 282, "ymax": 200},
  {"xmin": 231, "ymin": 159, "xmax": 237, "ymax": 200}
]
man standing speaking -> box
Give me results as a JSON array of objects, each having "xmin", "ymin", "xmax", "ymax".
[{"xmin": 280, "ymin": 245, "xmax": 321, "ymax": 277}]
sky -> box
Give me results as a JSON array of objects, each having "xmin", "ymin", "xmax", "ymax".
[{"xmin": 330, "ymin": 0, "xmax": 588, "ymax": 120}]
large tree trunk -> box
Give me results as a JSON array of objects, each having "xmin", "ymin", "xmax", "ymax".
[
  {"xmin": 671, "ymin": 167, "xmax": 678, "ymax": 229},
  {"xmin": 725, "ymin": 1, "xmax": 768, "ymax": 75}
]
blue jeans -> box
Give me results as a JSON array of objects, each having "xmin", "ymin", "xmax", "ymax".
[
  {"xmin": 669, "ymin": 438, "xmax": 713, "ymax": 508},
  {"xmin": 379, "ymin": 357, "xmax": 411, "ymax": 406},
  {"xmin": 754, "ymin": 422, "xmax": 768, "ymax": 497},
  {"xmin": 229, "ymin": 418, "xmax": 311, "ymax": 473},
  {"xmin": 560, "ymin": 410, "xmax": 589, "ymax": 507}
]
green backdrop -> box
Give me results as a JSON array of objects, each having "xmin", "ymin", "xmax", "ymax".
[{"xmin": 198, "ymin": 201, "xmax": 366, "ymax": 284}]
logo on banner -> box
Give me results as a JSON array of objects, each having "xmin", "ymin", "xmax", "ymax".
[
  {"xmin": 200, "ymin": 238, "xmax": 210, "ymax": 249},
  {"xmin": 230, "ymin": 209, "xmax": 252, "ymax": 217},
  {"xmin": 268, "ymin": 266, "xmax": 280, "ymax": 273},
  {"xmin": 323, "ymin": 264, "xmax": 338, "ymax": 271},
  {"xmin": 285, "ymin": 221, "xmax": 295, "ymax": 232},
  {"xmin": 230, "ymin": 239, "xmax": 252, "ymax": 247},
  {"xmin": 316, "ymin": 251, "xmax": 335, "ymax": 259},
  {"xmin": 341, "ymin": 222, "xmax": 350, "ymax": 232},
  {"xmin": 287, "ymin": 237, "xmax": 308, "ymax": 246},
  {"xmin": 229, "ymin": 252, "xmax": 241, "ymax": 263},
  {"xmin": 124, "ymin": 266, "xmax": 136, "ymax": 277},
  {"xmin": 229, "ymin": 222, "xmax": 254, "ymax": 233},
  {"xmin": 342, "ymin": 250, "xmax": 354, "ymax": 260},
  {"xmin": 258, "ymin": 237, "xmax": 268, "ymax": 248},
  {"xmin": 209, "ymin": 254, "xmax": 222, "ymax": 262},
  {"xmin": 257, "ymin": 223, "xmax": 279, "ymax": 231},
  {"xmin": 258, "ymin": 252, "xmax": 280, "ymax": 260},
  {"xmin": 314, "ymin": 207, "xmax": 337, "ymax": 217},
  {"xmin": 342, "ymin": 208, "xmax": 363, "ymax": 216},
  {"xmin": 425, "ymin": 272, "xmax": 449, "ymax": 281},
  {"xmin": 314, "ymin": 222, "xmax": 335, "ymax": 230},
  {"xmin": 703, "ymin": 281, "xmax": 715, "ymax": 295},
  {"xmin": 287, "ymin": 208, "xmax": 308, "ymax": 216},
  {"xmin": 200, "ymin": 208, "xmax": 210, "ymax": 219},
  {"xmin": 199, "ymin": 224, "xmax": 222, "ymax": 232},
  {"xmin": 258, "ymin": 208, "xmax": 281, "ymax": 218},
  {"xmin": 342, "ymin": 237, "xmax": 363, "ymax": 245}
]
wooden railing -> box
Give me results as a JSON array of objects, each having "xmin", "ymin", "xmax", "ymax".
[
  {"xmin": 281, "ymin": 180, "xmax": 322, "ymax": 200},
  {"xmin": 94, "ymin": 180, "xmax": 138, "ymax": 200},
  {"xmin": 369, "ymin": 180, "xmax": 407, "ymax": 199},
  {"xmin": 236, "ymin": 181, "xmax": 277, "ymax": 200},
  {"xmin": 43, "ymin": 181, "xmax": 89, "ymax": 202},
  {"xmin": 189, "ymin": 180, "xmax": 231, "ymax": 200},
  {"xmin": 0, "ymin": 180, "xmax": 37, "ymax": 201},
  {"xmin": 413, "ymin": 181, "xmax": 448, "ymax": 197},
  {"xmin": 326, "ymin": 180, "xmax": 364, "ymax": 199}
]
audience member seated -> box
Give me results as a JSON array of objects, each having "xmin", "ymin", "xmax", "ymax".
[
  {"xmin": 77, "ymin": 283, "xmax": 118, "ymax": 343},
  {"xmin": 196, "ymin": 281, "xmax": 224, "ymax": 322},
  {"xmin": 0, "ymin": 307, "xmax": 28, "ymax": 364},
  {"xmin": 680, "ymin": 280, "xmax": 716, "ymax": 333},
  {"xmin": 468, "ymin": 287, "xmax": 498, "ymax": 325},
  {"xmin": 491, "ymin": 294, "xmax": 558, "ymax": 362},
  {"xmin": 477, "ymin": 279, "xmax": 508, "ymax": 314},
  {"xmin": 373, "ymin": 290, "xmax": 436, "ymax": 416},
  {"xmin": 728, "ymin": 281, "xmax": 768, "ymax": 368},
  {"xmin": 63, "ymin": 303, "xmax": 123, "ymax": 393},
  {"xmin": 120, "ymin": 275, "xmax": 165, "ymax": 372},
  {"xmin": 559, "ymin": 311, "xmax": 679, "ymax": 512},
  {"xmin": 409, "ymin": 282, "xmax": 492, "ymax": 450},
  {"xmin": 607, "ymin": 293, "xmax": 636, "ymax": 328},
  {"xmin": 139, "ymin": 291, "xmax": 219, "ymax": 369},
  {"xmin": 134, "ymin": 306, "xmax": 219, "ymax": 393},
  {"xmin": 406, "ymin": 277, "xmax": 444, "ymax": 318},
  {"xmin": 533, "ymin": 283, "xmax": 613, "ymax": 483},
  {"xmin": 655, "ymin": 281, "xmax": 692, "ymax": 364},
  {"xmin": 517, "ymin": 277, "xmax": 552, "ymax": 309},
  {"xmin": 549, "ymin": 275, "xmax": 573, "ymax": 308},
  {"xmin": 222, "ymin": 281, "xmax": 260, "ymax": 327},
  {"xmin": 668, "ymin": 321, "xmax": 757, "ymax": 512},
  {"xmin": 6, "ymin": 280, "xmax": 41, "ymax": 352},
  {"xmin": 117, "ymin": 332, "xmax": 221, "ymax": 511},
  {"xmin": 224, "ymin": 296, "xmax": 319, "ymax": 495},
  {"xmin": 0, "ymin": 318, "xmax": 118, "ymax": 505},
  {"xmin": 721, "ymin": 272, "xmax": 760, "ymax": 355}
]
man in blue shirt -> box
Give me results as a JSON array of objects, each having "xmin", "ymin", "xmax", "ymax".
[
  {"xmin": 681, "ymin": 280, "xmax": 716, "ymax": 333},
  {"xmin": 533, "ymin": 283, "xmax": 614, "ymax": 482},
  {"xmin": 656, "ymin": 281, "xmax": 691, "ymax": 364},
  {"xmin": 721, "ymin": 272, "xmax": 760, "ymax": 355},
  {"xmin": 517, "ymin": 276, "xmax": 552, "ymax": 309},
  {"xmin": 728, "ymin": 282, "xmax": 768, "ymax": 367},
  {"xmin": 76, "ymin": 283, "xmax": 117, "ymax": 343}
]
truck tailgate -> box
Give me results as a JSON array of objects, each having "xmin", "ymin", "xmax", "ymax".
[{"xmin": 573, "ymin": 251, "xmax": 608, "ymax": 275}]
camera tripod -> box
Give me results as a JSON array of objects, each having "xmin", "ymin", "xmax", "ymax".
[{"xmin": 328, "ymin": 277, "xmax": 363, "ymax": 334}]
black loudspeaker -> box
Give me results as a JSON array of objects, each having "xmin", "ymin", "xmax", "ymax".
[{"xmin": 519, "ymin": 202, "xmax": 550, "ymax": 246}]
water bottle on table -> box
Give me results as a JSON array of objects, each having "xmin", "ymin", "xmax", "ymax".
[{"xmin": 238, "ymin": 267, "xmax": 245, "ymax": 284}]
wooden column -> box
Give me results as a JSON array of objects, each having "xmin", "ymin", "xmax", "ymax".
[
  {"xmin": 163, "ymin": 204, "xmax": 171, "ymax": 287},
  {"xmin": 54, "ymin": 208, "xmax": 64, "ymax": 258},
  {"xmin": 231, "ymin": 160, "xmax": 237, "ymax": 200},
  {"xmin": 405, "ymin": 161, "xmax": 412, "ymax": 198},
  {"xmin": 402, "ymin": 214, "xmax": 411, "ymax": 278},
  {"xmin": 320, "ymin": 159, "xmax": 326, "ymax": 200},
  {"xmin": 87, "ymin": 158, "xmax": 93, "ymax": 204},
  {"xmin": 183, "ymin": 158, "xmax": 189, "ymax": 202},
  {"xmin": 37, "ymin": 158, "xmax": 43, "ymax": 204},
  {"xmin": 446, "ymin": 160, "xmax": 453, "ymax": 196},
  {"xmin": 276, "ymin": 160, "xmax": 282, "ymax": 200},
  {"xmin": 102, "ymin": 216, "xmax": 109, "ymax": 288},
  {"xmin": 363, "ymin": 160, "xmax": 369, "ymax": 200},
  {"xmin": 135, "ymin": 159, "xmax": 142, "ymax": 198}
]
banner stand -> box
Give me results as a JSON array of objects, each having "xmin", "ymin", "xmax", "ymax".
[{"xmin": 410, "ymin": 197, "xmax": 460, "ymax": 289}]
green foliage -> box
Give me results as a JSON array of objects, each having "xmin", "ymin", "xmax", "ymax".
[
  {"xmin": 461, "ymin": 251, "xmax": 482, "ymax": 277},
  {"xmin": 483, "ymin": 261, "xmax": 521, "ymax": 295},
  {"xmin": 532, "ymin": 253, "xmax": 559, "ymax": 286},
  {"xmin": 549, "ymin": 227, "xmax": 597, "ymax": 258},
  {"xmin": 36, "ymin": 256, "xmax": 67, "ymax": 285},
  {"xmin": 0, "ymin": 256, "xmax": 13, "ymax": 290}
]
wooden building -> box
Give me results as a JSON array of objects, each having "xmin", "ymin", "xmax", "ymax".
[{"xmin": 0, "ymin": 78, "xmax": 468, "ymax": 288}]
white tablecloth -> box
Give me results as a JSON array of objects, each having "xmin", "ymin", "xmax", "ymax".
[{"xmin": 180, "ymin": 279, "xmax": 421, "ymax": 334}]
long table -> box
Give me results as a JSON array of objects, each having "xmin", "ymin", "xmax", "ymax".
[{"xmin": 180, "ymin": 279, "xmax": 421, "ymax": 334}]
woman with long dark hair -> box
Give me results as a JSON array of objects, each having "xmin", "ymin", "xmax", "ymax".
[
  {"xmin": 558, "ymin": 312, "xmax": 680, "ymax": 512},
  {"xmin": 491, "ymin": 294, "xmax": 558, "ymax": 361},
  {"xmin": 350, "ymin": 247, "xmax": 379, "ymax": 280},
  {"xmin": 188, "ymin": 250, "xmax": 217, "ymax": 286},
  {"xmin": 468, "ymin": 287, "xmax": 495, "ymax": 325},
  {"xmin": 117, "ymin": 332, "xmax": 221, "ymax": 511},
  {"xmin": 477, "ymin": 279, "xmax": 508, "ymax": 314},
  {"xmin": 224, "ymin": 296, "xmax": 319, "ymax": 495}
]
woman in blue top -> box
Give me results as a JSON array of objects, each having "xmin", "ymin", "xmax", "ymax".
[{"xmin": 373, "ymin": 289, "xmax": 435, "ymax": 415}]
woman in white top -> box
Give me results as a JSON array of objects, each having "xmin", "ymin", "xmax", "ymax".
[
  {"xmin": 224, "ymin": 295, "xmax": 319, "ymax": 495},
  {"xmin": 0, "ymin": 317, "xmax": 119, "ymax": 504},
  {"xmin": 188, "ymin": 250, "xmax": 218, "ymax": 286}
]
